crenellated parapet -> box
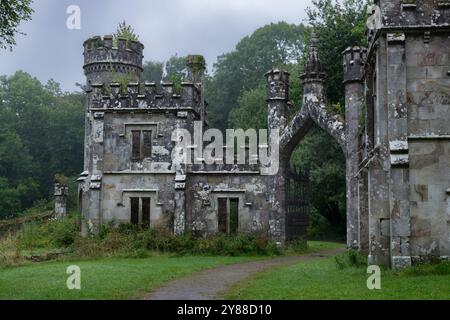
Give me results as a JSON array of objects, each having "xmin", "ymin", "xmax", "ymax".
[
  {"xmin": 366, "ymin": 1, "xmax": 450, "ymax": 49},
  {"xmin": 265, "ymin": 69, "xmax": 290, "ymax": 101},
  {"xmin": 343, "ymin": 47, "xmax": 367, "ymax": 84},
  {"xmin": 87, "ymin": 81, "xmax": 202, "ymax": 111},
  {"xmin": 380, "ymin": 0, "xmax": 450, "ymax": 27},
  {"xmin": 83, "ymin": 35, "xmax": 144, "ymax": 84}
]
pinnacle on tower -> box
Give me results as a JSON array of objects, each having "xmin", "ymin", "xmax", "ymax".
[{"xmin": 300, "ymin": 32, "xmax": 326, "ymax": 83}]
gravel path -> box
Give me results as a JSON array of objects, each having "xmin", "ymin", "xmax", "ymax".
[{"xmin": 144, "ymin": 247, "xmax": 345, "ymax": 300}]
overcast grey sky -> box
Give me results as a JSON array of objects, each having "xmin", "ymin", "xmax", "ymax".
[{"xmin": 0, "ymin": 0, "xmax": 312, "ymax": 92}]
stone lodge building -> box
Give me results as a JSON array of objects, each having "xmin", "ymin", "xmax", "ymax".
[{"xmin": 78, "ymin": 0, "xmax": 450, "ymax": 268}]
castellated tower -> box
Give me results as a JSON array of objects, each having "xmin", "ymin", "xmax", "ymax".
[
  {"xmin": 83, "ymin": 35, "xmax": 144, "ymax": 85},
  {"xmin": 78, "ymin": 34, "xmax": 206, "ymax": 235}
]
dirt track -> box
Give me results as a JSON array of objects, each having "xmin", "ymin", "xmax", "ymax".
[{"xmin": 144, "ymin": 247, "xmax": 345, "ymax": 300}]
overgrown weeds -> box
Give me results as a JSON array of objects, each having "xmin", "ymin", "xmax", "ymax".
[
  {"xmin": 397, "ymin": 261, "xmax": 450, "ymax": 276},
  {"xmin": 334, "ymin": 249, "xmax": 367, "ymax": 269},
  {"xmin": 1, "ymin": 217, "xmax": 302, "ymax": 267}
]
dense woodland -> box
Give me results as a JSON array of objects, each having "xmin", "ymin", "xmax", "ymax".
[{"xmin": 0, "ymin": 0, "xmax": 368, "ymax": 239}]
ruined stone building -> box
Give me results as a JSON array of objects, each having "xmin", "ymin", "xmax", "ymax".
[{"xmin": 78, "ymin": 0, "xmax": 450, "ymax": 268}]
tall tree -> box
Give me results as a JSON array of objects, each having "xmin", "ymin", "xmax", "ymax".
[
  {"xmin": 206, "ymin": 22, "xmax": 306, "ymax": 131},
  {"xmin": 306, "ymin": 0, "xmax": 369, "ymax": 106},
  {"xmin": 229, "ymin": 63, "xmax": 303, "ymax": 131},
  {"xmin": 0, "ymin": 72, "xmax": 84, "ymax": 218},
  {"xmin": 165, "ymin": 55, "xmax": 189, "ymax": 80},
  {"xmin": 224, "ymin": 1, "xmax": 369, "ymax": 238},
  {"xmin": 0, "ymin": 0, "xmax": 33, "ymax": 51},
  {"xmin": 141, "ymin": 55, "xmax": 190, "ymax": 92},
  {"xmin": 141, "ymin": 61, "xmax": 164, "ymax": 84}
]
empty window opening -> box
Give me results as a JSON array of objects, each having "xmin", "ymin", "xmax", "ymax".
[
  {"xmin": 132, "ymin": 130, "xmax": 152, "ymax": 161},
  {"xmin": 130, "ymin": 197, "xmax": 151, "ymax": 227}
]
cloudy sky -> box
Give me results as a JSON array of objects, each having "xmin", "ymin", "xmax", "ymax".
[{"xmin": 0, "ymin": 0, "xmax": 312, "ymax": 92}]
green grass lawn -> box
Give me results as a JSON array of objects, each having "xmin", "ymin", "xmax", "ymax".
[
  {"xmin": 0, "ymin": 241, "xmax": 342, "ymax": 300},
  {"xmin": 304, "ymin": 240, "xmax": 344, "ymax": 253},
  {"xmin": 227, "ymin": 256, "xmax": 450, "ymax": 300},
  {"xmin": 0, "ymin": 254, "xmax": 261, "ymax": 300}
]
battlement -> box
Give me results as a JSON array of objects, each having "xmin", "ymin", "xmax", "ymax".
[
  {"xmin": 83, "ymin": 35, "xmax": 144, "ymax": 83},
  {"xmin": 371, "ymin": 0, "xmax": 450, "ymax": 29},
  {"xmin": 265, "ymin": 69, "xmax": 290, "ymax": 100},
  {"xmin": 88, "ymin": 81, "xmax": 202, "ymax": 111},
  {"xmin": 343, "ymin": 47, "xmax": 367, "ymax": 84}
]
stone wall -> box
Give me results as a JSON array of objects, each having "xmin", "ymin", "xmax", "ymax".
[
  {"xmin": 362, "ymin": 0, "xmax": 450, "ymax": 268},
  {"xmin": 185, "ymin": 174, "xmax": 270, "ymax": 236}
]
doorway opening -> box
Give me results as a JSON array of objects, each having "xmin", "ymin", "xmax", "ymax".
[
  {"xmin": 130, "ymin": 197, "xmax": 151, "ymax": 228},
  {"xmin": 285, "ymin": 167, "xmax": 310, "ymax": 241},
  {"xmin": 218, "ymin": 198, "xmax": 239, "ymax": 235},
  {"xmin": 288, "ymin": 127, "xmax": 346, "ymax": 242}
]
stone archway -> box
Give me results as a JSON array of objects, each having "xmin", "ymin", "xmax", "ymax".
[{"xmin": 265, "ymin": 34, "xmax": 365, "ymax": 249}]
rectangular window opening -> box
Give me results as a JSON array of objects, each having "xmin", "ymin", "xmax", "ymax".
[
  {"xmin": 143, "ymin": 131, "xmax": 152, "ymax": 159},
  {"xmin": 131, "ymin": 130, "xmax": 152, "ymax": 161},
  {"xmin": 132, "ymin": 131, "xmax": 141, "ymax": 161},
  {"xmin": 130, "ymin": 197, "xmax": 139, "ymax": 225}
]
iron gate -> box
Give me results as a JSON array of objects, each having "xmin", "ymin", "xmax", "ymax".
[{"xmin": 285, "ymin": 166, "xmax": 310, "ymax": 241}]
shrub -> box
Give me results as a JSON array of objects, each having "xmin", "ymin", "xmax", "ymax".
[
  {"xmin": 193, "ymin": 234, "xmax": 281, "ymax": 256},
  {"xmin": 101, "ymin": 230, "xmax": 134, "ymax": 252},
  {"xmin": 119, "ymin": 248, "xmax": 152, "ymax": 259},
  {"xmin": 399, "ymin": 261, "xmax": 450, "ymax": 276},
  {"xmin": 15, "ymin": 213, "xmax": 79, "ymax": 250},
  {"xmin": 73, "ymin": 236, "xmax": 104, "ymax": 258},
  {"xmin": 16, "ymin": 223, "xmax": 51, "ymax": 250},
  {"xmin": 74, "ymin": 227, "xmax": 135, "ymax": 258},
  {"xmin": 1, "ymin": 218, "xmax": 293, "ymax": 264},
  {"xmin": 47, "ymin": 216, "xmax": 79, "ymax": 247},
  {"xmin": 286, "ymin": 238, "xmax": 308, "ymax": 254},
  {"xmin": 0, "ymin": 234, "xmax": 24, "ymax": 267},
  {"xmin": 334, "ymin": 249, "xmax": 367, "ymax": 269}
]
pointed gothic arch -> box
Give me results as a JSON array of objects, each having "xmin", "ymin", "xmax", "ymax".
[{"xmin": 266, "ymin": 34, "xmax": 364, "ymax": 248}]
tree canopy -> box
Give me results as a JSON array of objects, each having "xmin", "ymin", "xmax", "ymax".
[
  {"xmin": 206, "ymin": 22, "xmax": 306, "ymax": 131},
  {"xmin": 0, "ymin": 72, "xmax": 84, "ymax": 219},
  {"xmin": 0, "ymin": 0, "xmax": 33, "ymax": 51},
  {"xmin": 217, "ymin": 0, "xmax": 369, "ymax": 238},
  {"xmin": 306, "ymin": 0, "xmax": 368, "ymax": 105}
]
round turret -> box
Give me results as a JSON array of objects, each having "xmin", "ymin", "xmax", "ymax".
[{"xmin": 83, "ymin": 35, "xmax": 144, "ymax": 85}]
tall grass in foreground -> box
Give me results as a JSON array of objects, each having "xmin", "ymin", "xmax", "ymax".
[{"xmin": 0, "ymin": 215, "xmax": 311, "ymax": 267}]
